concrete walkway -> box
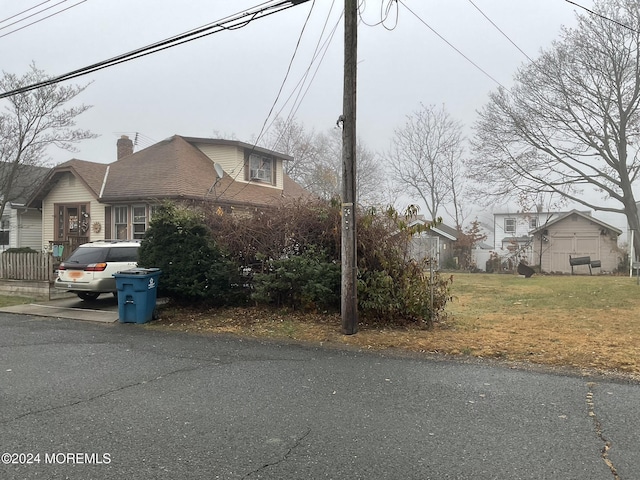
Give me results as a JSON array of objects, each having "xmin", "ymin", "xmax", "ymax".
[{"xmin": 0, "ymin": 295, "xmax": 119, "ymax": 323}]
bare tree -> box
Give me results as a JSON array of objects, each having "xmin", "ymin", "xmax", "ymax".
[
  {"xmin": 468, "ymin": 0, "xmax": 640, "ymax": 255},
  {"xmin": 0, "ymin": 63, "xmax": 95, "ymax": 218},
  {"xmin": 262, "ymin": 117, "xmax": 386, "ymax": 206},
  {"xmin": 263, "ymin": 117, "xmax": 320, "ymax": 186},
  {"xmin": 315, "ymin": 128, "xmax": 386, "ymax": 206},
  {"xmin": 386, "ymin": 103, "xmax": 465, "ymax": 221}
]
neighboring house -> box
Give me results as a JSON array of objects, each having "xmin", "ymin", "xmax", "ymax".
[
  {"xmin": 407, "ymin": 218, "xmax": 458, "ymax": 269},
  {"xmin": 0, "ymin": 164, "xmax": 50, "ymax": 252},
  {"xmin": 530, "ymin": 209, "xmax": 622, "ymax": 274},
  {"xmin": 493, "ymin": 210, "xmax": 575, "ymax": 266},
  {"xmin": 27, "ymin": 135, "xmax": 309, "ymax": 256}
]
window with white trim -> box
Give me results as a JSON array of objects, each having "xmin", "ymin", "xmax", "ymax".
[
  {"xmin": 248, "ymin": 154, "xmax": 273, "ymax": 183},
  {"xmin": 132, "ymin": 205, "xmax": 147, "ymax": 239},
  {"xmin": 529, "ymin": 217, "xmax": 538, "ymax": 229},
  {"xmin": 504, "ymin": 218, "xmax": 516, "ymax": 233}
]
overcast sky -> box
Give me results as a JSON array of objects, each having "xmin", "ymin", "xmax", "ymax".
[{"xmin": 5, "ymin": 0, "xmax": 622, "ymax": 232}]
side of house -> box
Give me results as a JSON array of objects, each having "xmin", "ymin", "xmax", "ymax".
[
  {"xmin": 0, "ymin": 164, "xmax": 50, "ymax": 251},
  {"xmin": 5, "ymin": 204, "xmax": 42, "ymax": 251}
]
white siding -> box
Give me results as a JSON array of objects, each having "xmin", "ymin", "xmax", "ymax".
[
  {"xmin": 195, "ymin": 144, "xmax": 243, "ymax": 179},
  {"xmin": 195, "ymin": 143, "xmax": 284, "ymax": 190},
  {"xmin": 13, "ymin": 209, "xmax": 43, "ymax": 251},
  {"xmin": 42, "ymin": 172, "xmax": 105, "ymax": 249}
]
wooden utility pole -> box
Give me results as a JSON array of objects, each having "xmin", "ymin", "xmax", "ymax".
[{"xmin": 341, "ymin": 0, "xmax": 358, "ymax": 335}]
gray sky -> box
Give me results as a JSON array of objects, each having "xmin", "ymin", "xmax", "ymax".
[{"xmin": 5, "ymin": 0, "xmax": 620, "ymax": 231}]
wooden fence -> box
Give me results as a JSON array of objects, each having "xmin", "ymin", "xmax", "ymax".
[{"xmin": 0, "ymin": 253, "xmax": 54, "ymax": 282}]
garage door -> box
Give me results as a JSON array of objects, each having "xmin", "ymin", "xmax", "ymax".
[{"xmin": 550, "ymin": 237, "xmax": 573, "ymax": 272}]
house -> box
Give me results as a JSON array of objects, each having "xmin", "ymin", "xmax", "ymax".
[
  {"xmin": 407, "ymin": 218, "xmax": 458, "ymax": 269},
  {"xmin": 0, "ymin": 164, "xmax": 50, "ymax": 252},
  {"xmin": 491, "ymin": 210, "xmax": 591, "ymax": 267},
  {"xmin": 530, "ymin": 209, "xmax": 622, "ymax": 274},
  {"xmin": 27, "ymin": 135, "xmax": 309, "ymax": 256}
]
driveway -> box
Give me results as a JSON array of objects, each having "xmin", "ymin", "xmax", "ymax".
[{"xmin": 2, "ymin": 313, "xmax": 640, "ymax": 479}]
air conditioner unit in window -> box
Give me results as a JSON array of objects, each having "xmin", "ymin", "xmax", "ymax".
[{"xmin": 251, "ymin": 169, "xmax": 268, "ymax": 181}]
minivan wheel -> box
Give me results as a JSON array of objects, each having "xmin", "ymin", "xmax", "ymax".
[{"xmin": 78, "ymin": 292, "xmax": 100, "ymax": 301}]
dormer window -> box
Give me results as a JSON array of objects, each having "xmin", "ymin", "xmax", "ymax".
[{"xmin": 247, "ymin": 153, "xmax": 274, "ymax": 184}]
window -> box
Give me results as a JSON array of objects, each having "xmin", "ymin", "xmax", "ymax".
[
  {"xmin": 529, "ymin": 217, "xmax": 538, "ymax": 229},
  {"xmin": 248, "ymin": 154, "xmax": 273, "ymax": 183},
  {"xmin": 132, "ymin": 206, "xmax": 147, "ymax": 239},
  {"xmin": 504, "ymin": 218, "xmax": 516, "ymax": 233},
  {"xmin": 0, "ymin": 219, "xmax": 9, "ymax": 246},
  {"xmin": 114, "ymin": 206, "xmax": 128, "ymax": 240}
]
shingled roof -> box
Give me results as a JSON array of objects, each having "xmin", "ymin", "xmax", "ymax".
[{"xmin": 28, "ymin": 135, "xmax": 309, "ymax": 209}]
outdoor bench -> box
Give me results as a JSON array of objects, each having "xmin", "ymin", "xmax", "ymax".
[{"xmin": 569, "ymin": 255, "xmax": 601, "ymax": 275}]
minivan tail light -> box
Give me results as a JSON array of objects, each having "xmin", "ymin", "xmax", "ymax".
[
  {"xmin": 85, "ymin": 263, "xmax": 107, "ymax": 272},
  {"xmin": 58, "ymin": 264, "xmax": 66, "ymax": 270}
]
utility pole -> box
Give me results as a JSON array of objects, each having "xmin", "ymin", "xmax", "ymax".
[{"xmin": 341, "ymin": 0, "xmax": 358, "ymax": 335}]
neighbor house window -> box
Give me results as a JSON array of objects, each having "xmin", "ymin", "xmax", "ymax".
[
  {"xmin": 529, "ymin": 217, "xmax": 538, "ymax": 229},
  {"xmin": 248, "ymin": 154, "xmax": 274, "ymax": 183},
  {"xmin": 504, "ymin": 218, "xmax": 516, "ymax": 233},
  {"xmin": 114, "ymin": 206, "xmax": 128, "ymax": 239},
  {"xmin": 0, "ymin": 219, "xmax": 9, "ymax": 246},
  {"xmin": 132, "ymin": 205, "xmax": 147, "ymax": 239}
]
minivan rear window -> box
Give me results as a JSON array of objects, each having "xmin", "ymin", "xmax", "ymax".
[
  {"xmin": 105, "ymin": 247, "xmax": 139, "ymax": 262},
  {"xmin": 65, "ymin": 247, "xmax": 108, "ymax": 264}
]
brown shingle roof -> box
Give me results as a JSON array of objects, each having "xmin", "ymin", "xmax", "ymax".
[
  {"xmin": 100, "ymin": 135, "xmax": 309, "ymax": 207},
  {"xmin": 29, "ymin": 135, "xmax": 308, "ymax": 209},
  {"xmin": 27, "ymin": 159, "xmax": 108, "ymax": 207}
]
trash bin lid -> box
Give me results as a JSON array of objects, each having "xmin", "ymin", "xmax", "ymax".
[{"xmin": 115, "ymin": 267, "xmax": 161, "ymax": 275}]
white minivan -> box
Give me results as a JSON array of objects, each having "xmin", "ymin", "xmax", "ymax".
[{"xmin": 55, "ymin": 240, "xmax": 140, "ymax": 301}]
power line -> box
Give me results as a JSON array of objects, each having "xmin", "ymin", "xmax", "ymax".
[
  {"xmin": 0, "ymin": 1, "xmax": 87, "ymax": 39},
  {"xmin": 565, "ymin": 0, "xmax": 640, "ymax": 34},
  {"xmin": 466, "ymin": 0, "xmax": 534, "ymax": 63},
  {"xmin": 357, "ymin": 0, "xmax": 398, "ymax": 30},
  {"xmin": 397, "ymin": 0, "xmax": 507, "ymax": 90},
  {"xmin": 0, "ymin": 0, "xmax": 52, "ymax": 25},
  {"xmin": 215, "ymin": 0, "xmax": 318, "ymax": 202},
  {"xmin": 265, "ymin": 1, "xmax": 341, "ymax": 148},
  {"xmin": 0, "ymin": 0, "xmax": 312, "ymax": 99}
]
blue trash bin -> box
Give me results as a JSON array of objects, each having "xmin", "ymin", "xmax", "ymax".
[{"xmin": 113, "ymin": 268, "xmax": 161, "ymax": 324}]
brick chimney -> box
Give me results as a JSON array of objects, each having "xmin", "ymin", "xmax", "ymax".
[{"xmin": 117, "ymin": 135, "xmax": 134, "ymax": 159}]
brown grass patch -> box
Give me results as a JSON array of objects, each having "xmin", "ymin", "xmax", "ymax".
[{"xmin": 147, "ymin": 273, "xmax": 640, "ymax": 377}]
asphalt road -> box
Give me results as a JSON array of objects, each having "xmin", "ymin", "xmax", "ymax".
[{"xmin": 1, "ymin": 313, "xmax": 639, "ymax": 480}]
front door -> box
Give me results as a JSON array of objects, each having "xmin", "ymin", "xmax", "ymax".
[{"xmin": 55, "ymin": 204, "xmax": 90, "ymax": 257}]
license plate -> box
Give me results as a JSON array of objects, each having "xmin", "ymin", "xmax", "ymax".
[{"xmin": 68, "ymin": 271, "xmax": 84, "ymax": 279}]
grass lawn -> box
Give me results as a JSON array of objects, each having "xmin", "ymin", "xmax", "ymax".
[{"xmin": 150, "ymin": 273, "xmax": 640, "ymax": 378}]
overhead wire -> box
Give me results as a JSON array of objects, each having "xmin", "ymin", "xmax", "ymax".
[
  {"xmin": 271, "ymin": 12, "xmax": 342, "ymax": 142},
  {"xmin": 0, "ymin": 0, "xmax": 87, "ymax": 39},
  {"xmin": 213, "ymin": 0, "xmax": 318, "ymax": 202},
  {"xmin": 397, "ymin": 0, "xmax": 507, "ymax": 90},
  {"xmin": 357, "ymin": 0, "xmax": 397, "ymax": 30},
  {"xmin": 265, "ymin": 0, "xmax": 341, "ymax": 149},
  {"xmin": 466, "ymin": 0, "xmax": 534, "ymax": 63},
  {"xmin": 565, "ymin": 0, "xmax": 640, "ymax": 34},
  {"xmin": 0, "ymin": 0, "xmax": 312, "ymax": 99},
  {"xmin": 0, "ymin": 0, "xmax": 53, "ymax": 25}
]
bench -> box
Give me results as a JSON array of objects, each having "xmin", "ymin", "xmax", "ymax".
[{"xmin": 569, "ymin": 255, "xmax": 601, "ymax": 275}]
